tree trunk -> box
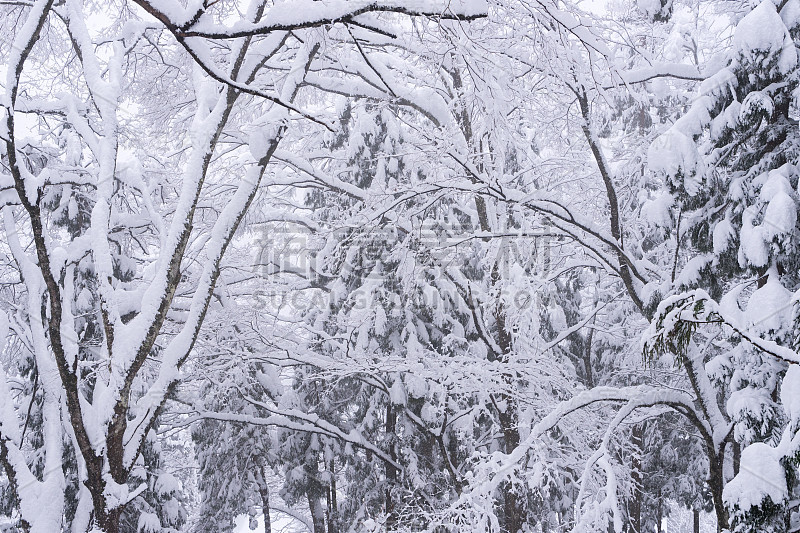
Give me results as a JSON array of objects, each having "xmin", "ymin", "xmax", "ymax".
[
  {"xmin": 693, "ymin": 509, "xmax": 700, "ymax": 533},
  {"xmin": 496, "ymin": 301, "xmax": 524, "ymax": 533},
  {"xmin": 307, "ymin": 491, "xmax": 326, "ymax": 533},
  {"xmin": 454, "ymin": 60, "xmax": 525, "ymax": 533},
  {"xmin": 708, "ymin": 451, "xmax": 729, "ymax": 532},
  {"xmin": 95, "ymin": 507, "xmax": 122, "ymax": 533},
  {"xmin": 582, "ymin": 280, "xmax": 599, "ymax": 388},
  {"xmin": 583, "ymin": 324, "xmax": 596, "ymax": 388},
  {"xmin": 656, "ymin": 487, "xmax": 662, "ymax": 533},
  {"xmin": 491, "ymin": 261, "xmax": 525, "ymax": 533},
  {"xmin": 255, "ymin": 464, "xmax": 272, "ymax": 533},
  {"xmin": 327, "ymin": 460, "xmax": 337, "ymax": 533},
  {"xmin": 499, "ymin": 401, "xmax": 522, "ymax": 533},
  {"xmin": 629, "ymin": 425, "xmax": 644, "ymax": 533},
  {"xmin": 385, "ymin": 404, "xmax": 398, "ymax": 531}
]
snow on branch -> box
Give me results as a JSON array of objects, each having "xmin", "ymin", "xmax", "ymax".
[
  {"xmin": 605, "ymin": 63, "xmax": 705, "ymax": 88},
  {"xmin": 190, "ymin": 407, "xmax": 402, "ymax": 470},
  {"xmin": 644, "ymin": 289, "xmax": 800, "ymax": 365},
  {"xmin": 443, "ymin": 386, "xmax": 704, "ymax": 529},
  {"xmin": 149, "ymin": 0, "xmax": 488, "ymax": 39}
]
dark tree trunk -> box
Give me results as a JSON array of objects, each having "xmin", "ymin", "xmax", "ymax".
[
  {"xmin": 583, "ymin": 324, "xmax": 595, "ymax": 388},
  {"xmin": 708, "ymin": 451, "xmax": 729, "ymax": 532},
  {"xmin": 327, "ymin": 460, "xmax": 337, "ymax": 533},
  {"xmin": 656, "ymin": 487, "xmax": 662, "ymax": 533},
  {"xmin": 308, "ymin": 491, "xmax": 326, "ymax": 533},
  {"xmin": 385, "ymin": 404, "xmax": 398, "ymax": 531},
  {"xmin": 255, "ymin": 464, "xmax": 272, "ymax": 533},
  {"xmin": 490, "ymin": 261, "xmax": 525, "ymax": 533},
  {"xmin": 95, "ymin": 507, "xmax": 122, "ymax": 533},
  {"xmin": 498, "ymin": 401, "xmax": 522, "ymax": 533},
  {"xmin": 455, "ymin": 62, "xmax": 525, "ymax": 533},
  {"xmin": 629, "ymin": 424, "xmax": 645, "ymax": 533}
]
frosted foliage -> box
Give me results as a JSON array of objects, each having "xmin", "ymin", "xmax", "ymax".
[
  {"xmin": 744, "ymin": 272, "xmax": 791, "ymax": 335},
  {"xmin": 642, "ymin": 192, "xmax": 674, "ymax": 228},
  {"xmin": 781, "ymin": 364, "xmax": 800, "ymax": 426},
  {"xmin": 713, "ymin": 219, "xmax": 735, "ymax": 254},
  {"xmin": 723, "ymin": 442, "xmax": 787, "ymax": 512},
  {"xmin": 4, "ymin": 0, "xmax": 800, "ymax": 532},
  {"xmin": 783, "ymin": 0, "xmax": 800, "ymax": 29},
  {"xmin": 647, "ymin": 130, "xmax": 704, "ymax": 195},
  {"xmin": 738, "ymin": 168, "xmax": 799, "ymax": 269},
  {"xmin": 732, "ymin": 0, "xmax": 796, "ymax": 73},
  {"xmin": 739, "ymin": 91, "xmax": 775, "ymax": 122},
  {"xmin": 637, "ymin": 0, "xmax": 663, "ymax": 18}
]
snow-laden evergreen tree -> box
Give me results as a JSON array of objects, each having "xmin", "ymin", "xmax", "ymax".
[
  {"xmin": 120, "ymin": 432, "xmax": 188, "ymax": 533},
  {"xmin": 0, "ymin": 1, "xmax": 486, "ymax": 531},
  {"xmin": 293, "ymin": 101, "xmax": 480, "ymax": 530},
  {"xmin": 15, "ymin": 0, "xmax": 800, "ymax": 531},
  {"xmin": 645, "ymin": 0, "xmax": 800, "ymax": 530},
  {"xmin": 193, "ymin": 385, "xmax": 274, "ymax": 533}
]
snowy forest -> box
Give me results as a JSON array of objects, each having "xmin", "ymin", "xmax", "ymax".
[{"xmin": 2, "ymin": 0, "xmax": 800, "ymax": 532}]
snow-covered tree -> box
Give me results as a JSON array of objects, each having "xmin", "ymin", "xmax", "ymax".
[{"xmin": 0, "ymin": 1, "xmax": 485, "ymax": 532}]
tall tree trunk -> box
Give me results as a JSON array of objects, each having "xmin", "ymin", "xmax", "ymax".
[
  {"xmin": 451, "ymin": 59, "xmax": 524, "ymax": 533},
  {"xmin": 499, "ymin": 404, "xmax": 522, "ymax": 533},
  {"xmin": 95, "ymin": 508, "xmax": 122, "ymax": 533},
  {"xmin": 656, "ymin": 487, "xmax": 662, "ymax": 533},
  {"xmin": 583, "ymin": 324, "xmax": 596, "ymax": 388},
  {"xmin": 308, "ymin": 490, "xmax": 326, "ymax": 533},
  {"xmin": 582, "ymin": 279, "xmax": 599, "ymax": 388},
  {"xmin": 327, "ymin": 459, "xmax": 337, "ymax": 533},
  {"xmin": 385, "ymin": 404, "xmax": 398, "ymax": 531},
  {"xmin": 494, "ymin": 265, "xmax": 524, "ymax": 533},
  {"xmin": 708, "ymin": 451, "xmax": 729, "ymax": 532},
  {"xmin": 255, "ymin": 464, "xmax": 272, "ymax": 533},
  {"xmin": 629, "ymin": 425, "xmax": 645, "ymax": 533}
]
